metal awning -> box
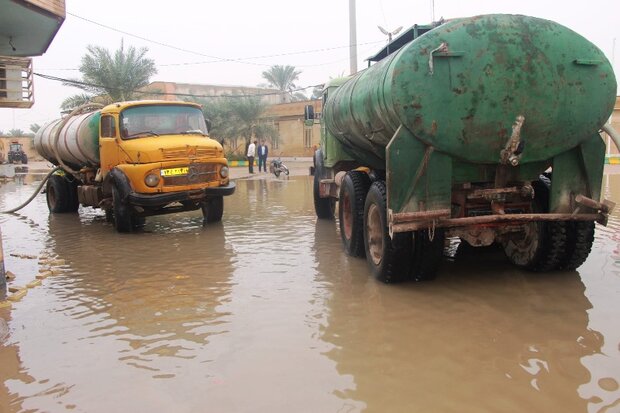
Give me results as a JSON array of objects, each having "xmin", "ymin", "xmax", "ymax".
[{"xmin": 0, "ymin": 0, "xmax": 65, "ymax": 57}]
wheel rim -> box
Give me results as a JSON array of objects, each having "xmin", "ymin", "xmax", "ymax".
[
  {"xmin": 366, "ymin": 203, "xmax": 384, "ymax": 266},
  {"xmin": 342, "ymin": 191, "xmax": 353, "ymax": 240},
  {"xmin": 503, "ymin": 222, "xmax": 540, "ymax": 265}
]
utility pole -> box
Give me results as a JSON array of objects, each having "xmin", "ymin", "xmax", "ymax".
[{"xmin": 349, "ymin": 0, "xmax": 357, "ymax": 75}]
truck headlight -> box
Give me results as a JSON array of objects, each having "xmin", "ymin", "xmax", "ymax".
[
  {"xmin": 145, "ymin": 173, "xmax": 160, "ymax": 187},
  {"xmin": 219, "ymin": 166, "xmax": 229, "ymax": 178}
]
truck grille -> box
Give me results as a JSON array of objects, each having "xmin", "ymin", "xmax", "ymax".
[
  {"xmin": 162, "ymin": 147, "xmax": 218, "ymax": 159},
  {"xmin": 162, "ymin": 163, "xmax": 219, "ymax": 186}
]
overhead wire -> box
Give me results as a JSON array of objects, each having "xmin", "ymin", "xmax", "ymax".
[
  {"xmin": 34, "ymin": 72, "xmax": 325, "ymax": 99},
  {"xmin": 67, "ymin": 12, "xmax": 384, "ymax": 68}
]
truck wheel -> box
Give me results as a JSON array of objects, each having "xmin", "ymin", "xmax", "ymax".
[
  {"xmin": 46, "ymin": 174, "xmax": 78, "ymax": 213},
  {"xmin": 559, "ymin": 221, "xmax": 595, "ymax": 270},
  {"xmin": 410, "ymin": 229, "xmax": 445, "ymax": 281},
  {"xmin": 339, "ymin": 170, "xmax": 370, "ymax": 257},
  {"xmin": 21, "ymin": 154, "xmax": 28, "ymax": 164},
  {"xmin": 202, "ymin": 196, "xmax": 224, "ymax": 223},
  {"xmin": 363, "ymin": 181, "xmax": 411, "ymax": 283},
  {"xmin": 502, "ymin": 178, "xmax": 566, "ymax": 271},
  {"xmin": 112, "ymin": 184, "xmax": 133, "ymax": 233},
  {"xmin": 313, "ymin": 150, "xmax": 335, "ymax": 219}
]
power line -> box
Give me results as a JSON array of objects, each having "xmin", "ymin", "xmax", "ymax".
[
  {"xmin": 34, "ymin": 72, "xmax": 324, "ymax": 99},
  {"xmin": 68, "ymin": 12, "xmax": 383, "ymax": 68}
]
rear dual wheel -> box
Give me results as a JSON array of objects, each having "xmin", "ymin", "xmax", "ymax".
[
  {"xmin": 364, "ymin": 181, "xmax": 410, "ymax": 283},
  {"xmin": 339, "ymin": 171, "xmax": 371, "ymax": 257},
  {"xmin": 502, "ymin": 176, "xmax": 595, "ymax": 271},
  {"xmin": 46, "ymin": 173, "xmax": 79, "ymax": 213}
]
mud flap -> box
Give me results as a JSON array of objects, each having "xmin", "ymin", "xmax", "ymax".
[
  {"xmin": 550, "ymin": 134, "xmax": 605, "ymax": 213},
  {"xmin": 386, "ymin": 125, "xmax": 452, "ymax": 217}
]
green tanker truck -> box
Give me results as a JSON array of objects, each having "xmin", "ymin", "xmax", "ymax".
[{"xmin": 308, "ymin": 14, "xmax": 617, "ymax": 283}]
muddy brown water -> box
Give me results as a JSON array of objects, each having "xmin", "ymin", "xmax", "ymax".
[{"xmin": 0, "ymin": 172, "xmax": 619, "ymax": 412}]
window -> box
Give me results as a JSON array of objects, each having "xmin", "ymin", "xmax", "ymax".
[
  {"xmin": 120, "ymin": 105, "xmax": 207, "ymax": 139},
  {"xmin": 100, "ymin": 115, "xmax": 116, "ymax": 137},
  {"xmin": 0, "ymin": 68, "xmax": 6, "ymax": 98},
  {"xmin": 303, "ymin": 127, "xmax": 313, "ymax": 148}
]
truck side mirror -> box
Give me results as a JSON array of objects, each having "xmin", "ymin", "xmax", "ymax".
[
  {"xmin": 304, "ymin": 105, "xmax": 315, "ymax": 121},
  {"xmin": 205, "ymin": 118, "xmax": 212, "ymax": 134}
]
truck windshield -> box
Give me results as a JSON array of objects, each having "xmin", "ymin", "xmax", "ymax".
[{"xmin": 120, "ymin": 105, "xmax": 208, "ymax": 139}]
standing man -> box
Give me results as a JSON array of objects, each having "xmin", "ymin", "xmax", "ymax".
[
  {"xmin": 257, "ymin": 139, "xmax": 269, "ymax": 173},
  {"xmin": 247, "ymin": 139, "xmax": 257, "ymax": 174}
]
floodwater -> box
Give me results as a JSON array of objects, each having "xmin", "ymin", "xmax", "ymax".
[{"xmin": 0, "ymin": 171, "xmax": 619, "ymax": 413}]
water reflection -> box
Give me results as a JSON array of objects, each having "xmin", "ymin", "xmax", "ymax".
[{"xmin": 0, "ymin": 173, "xmax": 619, "ymax": 412}]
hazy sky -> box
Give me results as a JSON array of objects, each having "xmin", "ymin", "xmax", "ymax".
[{"xmin": 1, "ymin": 0, "xmax": 619, "ymax": 131}]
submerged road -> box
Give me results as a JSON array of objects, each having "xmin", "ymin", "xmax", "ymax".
[{"xmin": 0, "ymin": 166, "xmax": 619, "ymax": 412}]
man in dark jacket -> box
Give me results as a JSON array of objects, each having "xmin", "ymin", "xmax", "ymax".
[{"xmin": 257, "ymin": 139, "xmax": 269, "ymax": 173}]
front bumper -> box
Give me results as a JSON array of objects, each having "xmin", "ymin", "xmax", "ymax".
[{"xmin": 128, "ymin": 182, "xmax": 236, "ymax": 207}]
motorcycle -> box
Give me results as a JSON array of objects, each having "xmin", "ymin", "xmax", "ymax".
[{"xmin": 270, "ymin": 158, "xmax": 289, "ymax": 177}]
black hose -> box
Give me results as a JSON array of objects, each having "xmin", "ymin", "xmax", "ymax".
[{"xmin": 1, "ymin": 167, "xmax": 61, "ymax": 214}]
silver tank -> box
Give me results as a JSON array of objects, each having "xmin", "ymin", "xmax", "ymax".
[{"xmin": 34, "ymin": 111, "xmax": 101, "ymax": 167}]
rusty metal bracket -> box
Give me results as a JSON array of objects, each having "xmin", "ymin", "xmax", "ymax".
[{"xmin": 500, "ymin": 115, "xmax": 525, "ymax": 166}]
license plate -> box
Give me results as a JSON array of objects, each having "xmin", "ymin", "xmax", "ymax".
[{"xmin": 160, "ymin": 167, "xmax": 188, "ymax": 177}]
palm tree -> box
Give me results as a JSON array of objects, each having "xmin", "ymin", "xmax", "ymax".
[
  {"xmin": 29, "ymin": 123, "xmax": 41, "ymax": 134},
  {"xmin": 197, "ymin": 94, "xmax": 278, "ymax": 153},
  {"xmin": 261, "ymin": 65, "xmax": 302, "ymax": 102},
  {"xmin": 62, "ymin": 40, "xmax": 157, "ymax": 110},
  {"xmin": 8, "ymin": 129, "xmax": 26, "ymax": 136}
]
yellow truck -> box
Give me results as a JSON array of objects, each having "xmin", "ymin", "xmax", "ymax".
[{"xmin": 34, "ymin": 100, "xmax": 235, "ymax": 232}]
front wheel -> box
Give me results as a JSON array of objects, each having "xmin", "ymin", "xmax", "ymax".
[
  {"xmin": 112, "ymin": 184, "xmax": 133, "ymax": 233},
  {"xmin": 274, "ymin": 169, "xmax": 281, "ymax": 178},
  {"xmin": 202, "ymin": 196, "xmax": 224, "ymax": 223},
  {"xmin": 363, "ymin": 181, "xmax": 411, "ymax": 283},
  {"xmin": 313, "ymin": 150, "xmax": 335, "ymax": 219}
]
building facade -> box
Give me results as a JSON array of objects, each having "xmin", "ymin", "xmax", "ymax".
[
  {"xmin": 142, "ymin": 81, "xmax": 286, "ymax": 105},
  {"xmin": 261, "ymin": 99, "xmax": 322, "ymax": 157}
]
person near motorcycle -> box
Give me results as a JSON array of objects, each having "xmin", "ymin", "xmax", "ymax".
[{"xmin": 257, "ymin": 139, "xmax": 269, "ymax": 173}]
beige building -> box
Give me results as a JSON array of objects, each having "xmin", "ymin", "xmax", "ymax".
[
  {"xmin": 142, "ymin": 81, "xmax": 286, "ymax": 105},
  {"xmin": 0, "ymin": 136, "xmax": 39, "ymax": 163},
  {"xmin": 261, "ymin": 99, "xmax": 322, "ymax": 157}
]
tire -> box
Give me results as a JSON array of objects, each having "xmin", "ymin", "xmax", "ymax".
[
  {"xmin": 363, "ymin": 181, "xmax": 411, "ymax": 283},
  {"xmin": 202, "ymin": 196, "xmax": 224, "ymax": 223},
  {"xmin": 274, "ymin": 169, "xmax": 281, "ymax": 178},
  {"xmin": 410, "ymin": 228, "xmax": 445, "ymax": 281},
  {"xmin": 559, "ymin": 221, "xmax": 595, "ymax": 270},
  {"xmin": 338, "ymin": 170, "xmax": 371, "ymax": 257},
  {"xmin": 313, "ymin": 150, "xmax": 335, "ymax": 219},
  {"xmin": 502, "ymin": 177, "xmax": 567, "ymax": 271},
  {"xmin": 46, "ymin": 173, "xmax": 79, "ymax": 213},
  {"xmin": 112, "ymin": 183, "xmax": 133, "ymax": 233},
  {"xmin": 21, "ymin": 153, "xmax": 28, "ymax": 164}
]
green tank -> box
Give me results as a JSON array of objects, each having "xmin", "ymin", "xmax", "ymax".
[
  {"xmin": 323, "ymin": 14, "xmax": 616, "ymax": 168},
  {"xmin": 311, "ymin": 14, "xmax": 617, "ymax": 283}
]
